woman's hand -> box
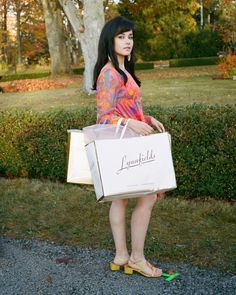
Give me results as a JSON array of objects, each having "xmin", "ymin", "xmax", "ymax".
[
  {"xmin": 127, "ymin": 119, "xmax": 154, "ymax": 136},
  {"xmin": 150, "ymin": 117, "xmax": 165, "ymax": 133}
]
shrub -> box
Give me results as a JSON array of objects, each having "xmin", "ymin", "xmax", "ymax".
[
  {"xmin": 135, "ymin": 63, "xmax": 154, "ymax": 70},
  {"xmin": 181, "ymin": 27, "xmax": 224, "ymax": 58},
  {"xmin": 218, "ymin": 53, "xmax": 236, "ymax": 79},
  {"xmin": 72, "ymin": 68, "xmax": 84, "ymax": 75},
  {"xmin": 0, "ymin": 105, "xmax": 235, "ymax": 199},
  {"xmin": 169, "ymin": 57, "xmax": 220, "ymax": 67}
]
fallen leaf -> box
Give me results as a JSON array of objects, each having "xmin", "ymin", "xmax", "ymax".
[{"xmin": 55, "ymin": 256, "xmax": 70, "ymax": 265}]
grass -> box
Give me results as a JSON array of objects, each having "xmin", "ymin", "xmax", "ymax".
[
  {"xmin": 0, "ymin": 177, "xmax": 235, "ymax": 273},
  {"xmin": 0, "ymin": 65, "xmax": 235, "ymax": 273},
  {"xmin": 142, "ymin": 76, "xmax": 236, "ymax": 106},
  {"xmin": 0, "ymin": 65, "xmax": 235, "ymax": 111}
]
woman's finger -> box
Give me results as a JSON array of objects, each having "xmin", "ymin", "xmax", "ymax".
[
  {"xmin": 158, "ymin": 124, "xmax": 165, "ymax": 133},
  {"xmin": 155, "ymin": 122, "xmax": 165, "ymax": 133}
]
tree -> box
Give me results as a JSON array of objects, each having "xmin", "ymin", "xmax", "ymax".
[
  {"xmin": 41, "ymin": 0, "xmax": 71, "ymax": 75},
  {"xmin": 0, "ymin": 0, "xmax": 8, "ymax": 64},
  {"xmin": 216, "ymin": 0, "xmax": 236, "ymax": 52},
  {"xmin": 16, "ymin": 0, "xmax": 48, "ymax": 65},
  {"xmin": 197, "ymin": 0, "xmax": 236, "ymax": 52},
  {"xmin": 118, "ymin": 0, "xmax": 200, "ymax": 60},
  {"xmin": 0, "ymin": 0, "xmax": 48, "ymax": 67},
  {"xmin": 10, "ymin": 0, "xmax": 36, "ymax": 64},
  {"xmin": 58, "ymin": 0, "xmax": 105, "ymax": 92}
]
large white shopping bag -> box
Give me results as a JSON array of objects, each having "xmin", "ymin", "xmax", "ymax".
[
  {"xmin": 67, "ymin": 130, "xmax": 93, "ymax": 184},
  {"xmin": 67, "ymin": 120, "xmax": 137, "ymax": 185},
  {"xmin": 86, "ymin": 132, "xmax": 177, "ymax": 202}
]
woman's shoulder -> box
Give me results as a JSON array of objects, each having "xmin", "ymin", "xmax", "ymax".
[{"xmin": 100, "ymin": 63, "xmax": 121, "ymax": 79}]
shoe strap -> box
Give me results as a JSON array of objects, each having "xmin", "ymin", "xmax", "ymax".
[{"xmin": 128, "ymin": 259, "xmax": 161, "ymax": 276}]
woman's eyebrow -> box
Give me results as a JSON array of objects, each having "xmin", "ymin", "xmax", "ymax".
[{"xmin": 120, "ymin": 32, "xmax": 133, "ymax": 34}]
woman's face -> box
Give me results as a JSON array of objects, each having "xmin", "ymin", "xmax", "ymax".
[{"xmin": 114, "ymin": 30, "xmax": 133, "ymax": 58}]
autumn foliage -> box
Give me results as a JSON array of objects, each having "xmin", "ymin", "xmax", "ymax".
[{"xmin": 218, "ymin": 53, "xmax": 236, "ymax": 79}]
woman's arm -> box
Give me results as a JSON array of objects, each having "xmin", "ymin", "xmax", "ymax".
[{"xmin": 96, "ymin": 68, "xmax": 125, "ymax": 125}]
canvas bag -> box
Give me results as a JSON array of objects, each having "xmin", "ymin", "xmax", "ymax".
[
  {"xmin": 67, "ymin": 129, "xmax": 93, "ymax": 184},
  {"xmin": 85, "ymin": 132, "xmax": 177, "ymax": 202}
]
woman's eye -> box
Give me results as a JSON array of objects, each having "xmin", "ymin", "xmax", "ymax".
[{"xmin": 117, "ymin": 34, "xmax": 133, "ymax": 40}]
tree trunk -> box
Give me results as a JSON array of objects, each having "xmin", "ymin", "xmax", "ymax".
[
  {"xmin": 83, "ymin": 0, "xmax": 105, "ymax": 92},
  {"xmin": 16, "ymin": 4, "xmax": 22, "ymax": 64},
  {"xmin": 207, "ymin": 13, "xmax": 211, "ymax": 25},
  {"xmin": 59, "ymin": 0, "xmax": 104, "ymax": 93},
  {"xmin": 41, "ymin": 0, "xmax": 71, "ymax": 75},
  {"xmin": 200, "ymin": 0, "xmax": 204, "ymax": 28},
  {"xmin": 1, "ymin": 0, "xmax": 8, "ymax": 63}
]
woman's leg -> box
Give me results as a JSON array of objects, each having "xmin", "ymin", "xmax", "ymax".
[
  {"xmin": 109, "ymin": 198, "xmax": 129, "ymax": 265},
  {"xmin": 129, "ymin": 194, "xmax": 162, "ymax": 276}
]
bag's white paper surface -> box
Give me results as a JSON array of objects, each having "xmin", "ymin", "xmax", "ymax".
[
  {"xmin": 86, "ymin": 132, "xmax": 177, "ymax": 202},
  {"xmin": 67, "ymin": 130, "xmax": 93, "ymax": 184}
]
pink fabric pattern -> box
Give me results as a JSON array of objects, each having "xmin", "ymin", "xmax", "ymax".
[{"xmin": 96, "ymin": 64, "xmax": 151, "ymax": 125}]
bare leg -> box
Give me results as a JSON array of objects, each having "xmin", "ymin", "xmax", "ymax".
[
  {"xmin": 129, "ymin": 194, "xmax": 162, "ymax": 276},
  {"xmin": 109, "ymin": 199, "xmax": 129, "ymax": 265}
]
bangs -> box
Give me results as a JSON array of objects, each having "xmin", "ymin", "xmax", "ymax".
[{"xmin": 114, "ymin": 19, "xmax": 135, "ymax": 36}]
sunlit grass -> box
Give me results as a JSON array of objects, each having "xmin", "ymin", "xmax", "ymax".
[
  {"xmin": 0, "ymin": 66, "xmax": 235, "ymax": 111},
  {"xmin": 0, "ymin": 177, "xmax": 235, "ymax": 273}
]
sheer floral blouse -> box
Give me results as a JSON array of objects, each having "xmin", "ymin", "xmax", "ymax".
[{"xmin": 96, "ymin": 64, "xmax": 151, "ymax": 125}]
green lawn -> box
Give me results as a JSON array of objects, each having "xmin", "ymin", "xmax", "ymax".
[
  {"xmin": 142, "ymin": 76, "xmax": 236, "ymax": 106},
  {"xmin": 0, "ymin": 66, "xmax": 235, "ymax": 111},
  {"xmin": 0, "ymin": 177, "xmax": 235, "ymax": 273}
]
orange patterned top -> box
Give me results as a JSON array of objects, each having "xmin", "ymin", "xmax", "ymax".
[{"xmin": 96, "ymin": 64, "xmax": 151, "ymax": 125}]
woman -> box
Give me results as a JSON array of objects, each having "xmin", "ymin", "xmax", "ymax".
[{"xmin": 93, "ymin": 16, "xmax": 165, "ymax": 278}]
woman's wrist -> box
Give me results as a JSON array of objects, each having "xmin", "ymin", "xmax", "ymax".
[{"xmin": 148, "ymin": 116, "xmax": 154, "ymax": 126}]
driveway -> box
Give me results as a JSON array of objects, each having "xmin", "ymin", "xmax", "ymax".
[{"xmin": 0, "ymin": 237, "xmax": 235, "ymax": 295}]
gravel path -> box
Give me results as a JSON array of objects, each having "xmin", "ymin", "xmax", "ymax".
[{"xmin": 0, "ymin": 237, "xmax": 235, "ymax": 295}]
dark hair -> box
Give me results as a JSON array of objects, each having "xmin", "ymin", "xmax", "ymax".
[{"xmin": 93, "ymin": 16, "xmax": 141, "ymax": 90}]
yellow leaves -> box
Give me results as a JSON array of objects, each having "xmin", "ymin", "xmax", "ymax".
[{"xmin": 187, "ymin": 1, "xmax": 201, "ymax": 15}]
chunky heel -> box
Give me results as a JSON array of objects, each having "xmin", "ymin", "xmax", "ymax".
[
  {"xmin": 110, "ymin": 262, "xmax": 121, "ymax": 271},
  {"xmin": 124, "ymin": 264, "xmax": 134, "ymax": 275}
]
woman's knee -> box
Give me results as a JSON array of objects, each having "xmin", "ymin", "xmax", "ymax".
[
  {"xmin": 113, "ymin": 198, "xmax": 129, "ymax": 207},
  {"xmin": 121, "ymin": 198, "xmax": 129, "ymax": 206},
  {"xmin": 136, "ymin": 194, "xmax": 157, "ymax": 210}
]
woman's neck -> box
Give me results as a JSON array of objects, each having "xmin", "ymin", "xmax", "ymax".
[{"xmin": 117, "ymin": 55, "xmax": 125, "ymax": 71}]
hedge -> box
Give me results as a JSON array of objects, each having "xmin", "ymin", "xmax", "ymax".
[
  {"xmin": 0, "ymin": 72, "xmax": 50, "ymax": 82},
  {"xmin": 169, "ymin": 56, "xmax": 220, "ymax": 67},
  {"xmin": 73, "ymin": 64, "xmax": 154, "ymax": 75},
  {"xmin": 135, "ymin": 63, "xmax": 154, "ymax": 70},
  {"xmin": 0, "ymin": 64, "xmax": 154, "ymax": 82},
  {"xmin": 0, "ymin": 104, "xmax": 235, "ymax": 199}
]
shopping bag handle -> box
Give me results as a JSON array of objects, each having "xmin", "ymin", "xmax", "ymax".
[
  {"xmin": 120, "ymin": 119, "xmax": 131, "ymax": 139},
  {"xmin": 115, "ymin": 118, "xmax": 124, "ymax": 134},
  {"xmin": 115, "ymin": 118, "xmax": 131, "ymax": 139}
]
